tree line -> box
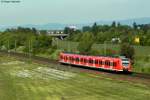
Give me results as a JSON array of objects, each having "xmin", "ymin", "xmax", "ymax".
[
  {"xmin": 1, "ymin": 21, "xmax": 150, "ymax": 61},
  {"xmin": 0, "ymin": 27, "xmax": 55, "ymax": 55},
  {"xmin": 65, "ymin": 22, "xmax": 150, "ymax": 46},
  {"xmin": 64, "ymin": 22, "xmax": 150, "ymax": 61}
]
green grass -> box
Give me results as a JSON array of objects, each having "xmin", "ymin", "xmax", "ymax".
[{"xmin": 0, "ymin": 56, "xmax": 150, "ymax": 100}]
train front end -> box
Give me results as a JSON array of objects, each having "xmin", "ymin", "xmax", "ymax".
[{"xmin": 121, "ymin": 57, "xmax": 132, "ymax": 72}]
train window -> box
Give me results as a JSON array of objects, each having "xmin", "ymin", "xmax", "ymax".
[
  {"xmin": 95, "ymin": 60, "xmax": 98, "ymax": 64},
  {"xmin": 110, "ymin": 62, "xmax": 113, "ymax": 66},
  {"xmin": 105, "ymin": 61, "xmax": 110, "ymax": 66},
  {"xmin": 89, "ymin": 59, "xmax": 93, "ymax": 64},
  {"xmin": 99, "ymin": 61, "xmax": 102, "ymax": 65},
  {"xmin": 81, "ymin": 58, "xmax": 83, "ymax": 62},
  {"xmin": 108, "ymin": 62, "xmax": 110, "ymax": 66},
  {"xmin": 92, "ymin": 60, "xmax": 94, "ymax": 64},
  {"xmin": 71, "ymin": 57, "xmax": 74, "ymax": 61},
  {"xmin": 76, "ymin": 58, "xmax": 80, "ymax": 62},
  {"xmin": 89, "ymin": 60, "xmax": 91, "ymax": 63},
  {"xmin": 78, "ymin": 58, "xmax": 80, "ymax": 62},
  {"xmin": 105, "ymin": 61, "xmax": 107, "ymax": 65},
  {"xmin": 113, "ymin": 62, "xmax": 117, "ymax": 67},
  {"xmin": 108, "ymin": 61, "xmax": 110, "ymax": 66},
  {"xmin": 84, "ymin": 59, "xmax": 87, "ymax": 63},
  {"xmin": 66, "ymin": 56, "xmax": 68, "ymax": 60},
  {"xmin": 105, "ymin": 61, "xmax": 108, "ymax": 65},
  {"xmin": 69, "ymin": 57, "xmax": 72, "ymax": 60},
  {"xmin": 102, "ymin": 61, "xmax": 105, "ymax": 65}
]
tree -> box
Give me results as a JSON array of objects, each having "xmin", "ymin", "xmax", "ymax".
[
  {"xmin": 111, "ymin": 21, "xmax": 116, "ymax": 28},
  {"xmin": 64, "ymin": 27, "xmax": 75, "ymax": 34},
  {"xmin": 40, "ymin": 30, "xmax": 47, "ymax": 35},
  {"xmin": 24, "ymin": 34, "xmax": 52, "ymax": 54},
  {"xmin": 133, "ymin": 22, "xmax": 137, "ymax": 30},
  {"xmin": 120, "ymin": 43, "xmax": 135, "ymax": 63},
  {"xmin": 82, "ymin": 26, "xmax": 91, "ymax": 32},
  {"xmin": 91, "ymin": 22, "xmax": 99, "ymax": 36},
  {"xmin": 77, "ymin": 32, "xmax": 94, "ymax": 54},
  {"xmin": 117, "ymin": 22, "xmax": 121, "ymax": 27},
  {"xmin": 36, "ymin": 35, "xmax": 52, "ymax": 49}
]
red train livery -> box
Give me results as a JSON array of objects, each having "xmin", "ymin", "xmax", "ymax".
[{"xmin": 59, "ymin": 52, "xmax": 132, "ymax": 72}]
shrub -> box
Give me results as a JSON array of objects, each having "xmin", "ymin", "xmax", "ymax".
[
  {"xmin": 77, "ymin": 32, "xmax": 94, "ymax": 54},
  {"xmin": 143, "ymin": 55, "xmax": 150, "ymax": 62},
  {"xmin": 89, "ymin": 49, "xmax": 101, "ymax": 56},
  {"xmin": 120, "ymin": 43, "xmax": 135, "ymax": 61},
  {"xmin": 141, "ymin": 68, "xmax": 145, "ymax": 73}
]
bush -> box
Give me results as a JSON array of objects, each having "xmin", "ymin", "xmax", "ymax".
[
  {"xmin": 47, "ymin": 45, "xmax": 57, "ymax": 54},
  {"xmin": 88, "ymin": 49, "xmax": 101, "ymax": 56},
  {"xmin": 101, "ymin": 48, "xmax": 118, "ymax": 56},
  {"xmin": 50, "ymin": 50, "xmax": 62, "ymax": 60},
  {"xmin": 143, "ymin": 55, "xmax": 150, "ymax": 62},
  {"xmin": 77, "ymin": 32, "xmax": 94, "ymax": 54},
  {"xmin": 141, "ymin": 68, "xmax": 145, "ymax": 73},
  {"xmin": 1, "ymin": 45, "xmax": 7, "ymax": 50},
  {"xmin": 120, "ymin": 43, "xmax": 135, "ymax": 64}
]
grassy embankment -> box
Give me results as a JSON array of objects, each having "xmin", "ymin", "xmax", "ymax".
[{"xmin": 0, "ymin": 55, "xmax": 150, "ymax": 100}]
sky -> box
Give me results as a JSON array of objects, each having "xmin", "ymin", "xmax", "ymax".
[{"xmin": 0, "ymin": 0, "xmax": 150, "ymax": 25}]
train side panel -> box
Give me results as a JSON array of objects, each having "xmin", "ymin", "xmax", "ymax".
[{"xmin": 59, "ymin": 53, "xmax": 131, "ymax": 72}]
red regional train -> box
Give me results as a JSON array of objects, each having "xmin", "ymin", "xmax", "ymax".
[{"xmin": 59, "ymin": 52, "xmax": 132, "ymax": 72}]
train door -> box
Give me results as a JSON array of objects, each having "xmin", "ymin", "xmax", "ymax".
[
  {"xmin": 102, "ymin": 59, "xmax": 105, "ymax": 69},
  {"xmin": 112, "ymin": 59, "xmax": 118, "ymax": 71},
  {"xmin": 88, "ymin": 58, "xmax": 94, "ymax": 67},
  {"xmin": 80, "ymin": 57, "xmax": 84, "ymax": 65},
  {"xmin": 83, "ymin": 58, "xmax": 88, "ymax": 66},
  {"xmin": 68, "ymin": 56, "xmax": 71, "ymax": 63},
  {"xmin": 69, "ymin": 56, "xmax": 73, "ymax": 64},
  {"xmin": 95, "ymin": 59, "xmax": 99, "ymax": 68},
  {"xmin": 105, "ymin": 60, "xmax": 111, "ymax": 69},
  {"xmin": 117, "ymin": 59, "xmax": 122, "ymax": 71},
  {"xmin": 113, "ymin": 61, "xmax": 117, "ymax": 70},
  {"xmin": 110, "ymin": 61, "xmax": 114, "ymax": 70},
  {"xmin": 75, "ymin": 57, "xmax": 80, "ymax": 65},
  {"xmin": 99, "ymin": 59, "xmax": 103, "ymax": 68}
]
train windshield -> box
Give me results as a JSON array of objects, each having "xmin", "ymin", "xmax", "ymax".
[{"xmin": 122, "ymin": 58, "xmax": 129, "ymax": 67}]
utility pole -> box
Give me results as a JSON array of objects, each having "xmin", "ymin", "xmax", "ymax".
[
  {"xmin": 28, "ymin": 40, "xmax": 32, "ymax": 62},
  {"xmin": 104, "ymin": 41, "xmax": 106, "ymax": 56},
  {"xmin": 15, "ymin": 40, "xmax": 17, "ymax": 52},
  {"xmin": 56, "ymin": 39, "xmax": 58, "ymax": 49},
  {"xmin": 7, "ymin": 40, "xmax": 10, "ymax": 52},
  {"xmin": 0, "ymin": 41, "xmax": 1, "ymax": 50},
  {"xmin": 68, "ymin": 41, "xmax": 69, "ymax": 52},
  {"xmin": 7, "ymin": 40, "xmax": 10, "ymax": 57}
]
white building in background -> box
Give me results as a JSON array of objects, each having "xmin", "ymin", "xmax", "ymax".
[
  {"xmin": 68, "ymin": 25, "xmax": 77, "ymax": 31},
  {"xmin": 111, "ymin": 38, "xmax": 121, "ymax": 43},
  {"xmin": 47, "ymin": 30, "xmax": 64, "ymax": 35}
]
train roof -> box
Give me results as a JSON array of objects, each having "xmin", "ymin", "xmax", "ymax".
[{"xmin": 61, "ymin": 52, "xmax": 124, "ymax": 59}]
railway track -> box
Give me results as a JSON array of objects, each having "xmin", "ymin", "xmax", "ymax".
[{"xmin": 0, "ymin": 51, "xmax": 150, "ymax": 81}]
